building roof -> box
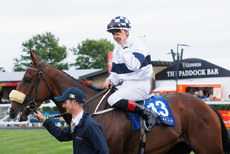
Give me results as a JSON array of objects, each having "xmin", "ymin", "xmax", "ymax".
[
  {"xmin": 151, "ymin": 61, "xmax": 173, "ymax": 67},
  {"xmin": 78, "ymin": 61, "xmax": 173, "ymax": 79},
  {"xmin": 79, "ymin": 68, "xmax": 108, "ymax": 79},
  {"xmin": 0, "ymin": 67, "xmax": 5, "ymax": 72},
  {"xmin": 0, "ymin": 72, "xmax": 25, "ymax": 82},
  {"xmin": 0, "ymin": 69, "xmax": 102, "ymax": 82},
  {"xmin": 0, "ymin": 60, "xmax": 172, "ymax": 82},
  {"xmin": 64, "ymin": 69, "xmax": 102, "ymax": 79}
]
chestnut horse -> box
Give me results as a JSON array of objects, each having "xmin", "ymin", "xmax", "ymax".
[{"xmin": 9, "ymin": 51, "xmax": 230, "ymax": 154}]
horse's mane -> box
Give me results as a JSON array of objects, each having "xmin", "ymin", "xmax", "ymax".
[{"xmin": 59, "ymin": 69, "xmax": 104, "ymax": 92}]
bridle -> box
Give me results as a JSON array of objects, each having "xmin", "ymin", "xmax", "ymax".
[
  {"xmin": 20, "ymin": 61, "xmax": 112, "ymax": 118},
  {"xmin": 24, "ymin": 61, "xmax": 52, "ymax": 112}
]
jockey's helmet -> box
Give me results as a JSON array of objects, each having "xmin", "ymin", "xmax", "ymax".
[{"xmin": 107, "ymin": 16, "xmax": 131, "ymax": 33}]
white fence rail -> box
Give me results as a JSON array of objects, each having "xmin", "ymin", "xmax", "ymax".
[
  {"xmin": 0, "ymin": 101, "xmax": 229, "ymax": 127},
  {"xmin": 0, "ymin": 103, "xmax": 64, "ymax": 127},
  {"xmin": 205, "ymin": 101, "xmax": 230, "ymax": 105}
]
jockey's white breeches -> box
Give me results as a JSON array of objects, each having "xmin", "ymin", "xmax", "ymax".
[{"xmin": 108, "ymin": 80, "xmax": 151, "ymax": 106}]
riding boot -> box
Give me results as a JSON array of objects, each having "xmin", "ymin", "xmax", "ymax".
[{"xmin": 112, "ymin": 99, "xmax": 159, "ymax": 131}]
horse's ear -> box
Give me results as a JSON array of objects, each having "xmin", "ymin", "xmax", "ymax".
[{"xmin": 30, "ymin": 50, "xmax": 40, "ymax": 66}]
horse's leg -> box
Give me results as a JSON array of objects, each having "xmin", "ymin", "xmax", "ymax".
[
  {"xmin": 97, "ymin": 112, "xmax": 129, "ymax": 154},
  {"xmin": 123, "ymin": 130, "xmax": 140, "ymax": 154},
  {"xmin": 163, "ymin": 93, "xmax": 223, "ymax": 154},
  {"xmin": 145, "ymin": 126, "xmax": 182, "ymax": 154},
  {"xmin": 122, "ymin": 118, "xmax": 180, "ymax": 154},
  {"xmin": 106, "ymin": 129, "xmax": 125, "ymax": 154},
  {"xmin": 185, "ymin": 100, "xmax": 223, "ymax": 153}
]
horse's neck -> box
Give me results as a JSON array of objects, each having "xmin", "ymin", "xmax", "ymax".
[
  {"xmin": 47, "ymin": 69, "xmax": 95, "ymax": 96},
  {"xmin": 47, "ymin": 67, "xmax": 103, "ymax": 114}
]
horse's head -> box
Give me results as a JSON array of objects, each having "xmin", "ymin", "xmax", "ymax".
[{"xmin": 8, "ymin": 51, "xmax": 52, "ymax": 121}]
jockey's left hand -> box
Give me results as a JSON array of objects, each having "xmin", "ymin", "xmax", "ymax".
[{"xmin": 104, "ymin": 79, "xmax": 112, "ymax": 89}]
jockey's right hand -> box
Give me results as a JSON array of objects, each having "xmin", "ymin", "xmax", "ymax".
[{"xmin": 104, "ymin": 79, "xmax": 113, "ymax": 89}]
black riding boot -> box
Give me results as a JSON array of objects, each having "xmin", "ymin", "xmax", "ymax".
[
  {"xmin": 134, "ymin": 103, "xmax": 159, "ymax": 131},
  {"xmin": 112, "ymin": 99, "xmax": 159, "ymax": 131}
]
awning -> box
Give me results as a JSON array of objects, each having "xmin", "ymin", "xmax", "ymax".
[{"xmin": 0, "ymin": 82, "xmax": 20, "ymax": 87}]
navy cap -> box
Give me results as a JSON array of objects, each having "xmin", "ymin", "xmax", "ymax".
[{"xmin": 54, "ymin": 88, "xmax": 86, "ymax": 103}]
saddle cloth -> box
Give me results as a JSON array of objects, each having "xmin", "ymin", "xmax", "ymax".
[{"xmin": 129, "ymin": 95, "xmax": 176, "ymax": 130}]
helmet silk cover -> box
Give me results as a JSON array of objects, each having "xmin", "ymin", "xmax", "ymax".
[{"xmin": 107, "ymin": 16, "xmax": 131, "ymax": 32}]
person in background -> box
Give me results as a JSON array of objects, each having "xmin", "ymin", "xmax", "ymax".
[
  {"xmin": 34, "ymin": 88, "xmax": 109, "ymax": 154},
  {"xmin": 213, "ymin": 96, "xmax": 217, "ymax": 101},
  {"xmin": 104, "ymin": 16, "xmax": 159, "ymax": 131},
  {"xmin": 203, "ymin": 87, "xmax": 210, "ymax": 98},
  {"xmin": 197, "ymin": 90, "xmax": 206, "ymax": 101},
  {"xmin": 194, "ymin": 91, "xmax": 198, "ymax": 97}
]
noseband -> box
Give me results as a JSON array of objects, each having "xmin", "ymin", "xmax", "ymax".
[{"xmin": 24, "ymin": 61, "xmax": 52, "ymax": 112}]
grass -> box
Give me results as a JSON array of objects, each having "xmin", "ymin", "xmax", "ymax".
[
  {"xmin": 0, "ymin": 129, "xmax": 72, "ymax": 154},
  {"xmin": 0, "ymin": 129, "xmax": 200, "ymax": 154}
]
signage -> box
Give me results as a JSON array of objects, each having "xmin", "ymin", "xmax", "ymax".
[
  {"xmin": 156, "ymin": 58, "xmax": 230, "ymax": 80},
  {"xmin": 0, "ymin": 82, "xmax": 20, "ymax": 87},
  {"xmin": 219, "ymin": 110, "xmax": 230, "ymax": 128}
]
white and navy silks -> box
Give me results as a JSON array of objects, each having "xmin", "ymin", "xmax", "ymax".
[{"xmin": 107, "ymin": 37, "xmax": 153, "ymax": 106}]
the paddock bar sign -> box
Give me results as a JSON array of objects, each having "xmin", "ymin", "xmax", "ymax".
[{"xmin": 156, "ymin": 58, "xmax": 230, "ymax": 80}]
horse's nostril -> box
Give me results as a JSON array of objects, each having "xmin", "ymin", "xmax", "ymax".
[{"xmin": 9, "ymin": 108, "xmax": 15, "ymax": 114}]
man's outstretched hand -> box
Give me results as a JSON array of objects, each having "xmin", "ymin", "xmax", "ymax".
[{"xmin": 34, "ymin": 111, "xmax": 46, "ymax": 123}]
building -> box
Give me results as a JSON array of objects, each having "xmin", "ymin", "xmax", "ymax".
[
  {"xmin": 0, "ymin": 60, "xmax": 173, "ymax": 102},
  {"xmin": 79, "ymin": 61, "xmax": 173, "ymax": 88},
  {"xmin": 0, "ymin": 67, "xmax": 5, "ymax": 72},
  {"xmin": 154, "ymin": 58, "xmax": 230, "ymax": 100},
  {"xmin": 0, "ymin": 69, "xmax": 102, "ymax": 102}
]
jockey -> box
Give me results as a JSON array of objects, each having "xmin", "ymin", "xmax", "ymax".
[{"xmin": 104, "ymin": 16, "xmax": 159, "ymax": 131}]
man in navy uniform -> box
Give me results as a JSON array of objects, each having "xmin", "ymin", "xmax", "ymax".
[{"xmin": 34, "ymin": 87, "xmax": 109, "ymax": 154}]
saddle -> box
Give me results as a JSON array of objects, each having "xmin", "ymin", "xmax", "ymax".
[{"xmin": 128, "ymin": 95, "xmax": 175, "ymax": 131}]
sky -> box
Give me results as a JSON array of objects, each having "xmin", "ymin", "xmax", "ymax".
[{"xmin": 0, "ymin": 0, "xmax": 230, "ymax": 72}]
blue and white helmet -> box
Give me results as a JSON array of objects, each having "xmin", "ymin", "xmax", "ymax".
[{"xmin": 107, "ymin": 16, "xmax": 131, "ymax": 32}]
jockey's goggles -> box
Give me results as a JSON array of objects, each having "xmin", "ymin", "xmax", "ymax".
[{"xmin": 107, "ymin": 22, "xmax": 130, "ymax": 33}]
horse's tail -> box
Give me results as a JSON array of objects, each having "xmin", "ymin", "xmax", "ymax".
[{"xmin": 210, "ymin": 106, "xmax": 230, "ymax": 153}]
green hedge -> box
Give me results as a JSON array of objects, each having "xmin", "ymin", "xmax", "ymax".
[
  {"xmin": 37, "ymin": 106, "xmax": 58, "ymax": 111},
  {"xmin": 209, "ymin": 105, "xmax": 230, "ymax": 110}
]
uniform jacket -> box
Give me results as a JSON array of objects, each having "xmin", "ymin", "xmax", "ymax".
[
  {"xmin": 43, "ymin": 110, "xmax": 109, "ymax": 154},
  {"xmin": 108, "ymin": 37, "xmax": 153, "ymax": 86}
]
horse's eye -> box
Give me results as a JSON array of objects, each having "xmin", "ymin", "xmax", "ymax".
[{"xmin": 24, "ymin": 77, "xmax": 32, "ymax": 83}]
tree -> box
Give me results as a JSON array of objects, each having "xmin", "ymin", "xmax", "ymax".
[
  {"xmin": 13, "ymin": 32, "xmax": 68, "ymax": 71},
  {"xmin": 71, "ymin": 39, "xmax": 114, "ymax": 69}
]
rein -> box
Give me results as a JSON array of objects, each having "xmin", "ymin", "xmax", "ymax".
[
  {"xmin": 83, "ymin": 88, "xmax": 114, "ymax": 116},
  {"xmin": 91, "ymin": 89, "xmax": 114, "ymax": 116},
  {"xmin": 48, "ymin": 88, "xmax": 113, "ymax": 120},
  {"xmin": 47, "ymin": 88, "xmax": 113, "ymax": 120},
  {"xmin": 84, "ymin": 88, "xmax": 110, "ymax": 105},
  {"xmin": 24, "ymin": 61, "xmax": 52, "ymax": 113}
]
